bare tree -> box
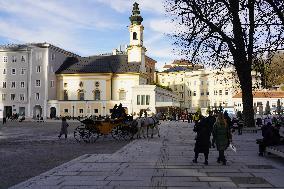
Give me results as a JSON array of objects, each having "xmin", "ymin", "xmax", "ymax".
[{"xmin": 166, "ymin": 0, "xmax": 284, "ymax": 127}]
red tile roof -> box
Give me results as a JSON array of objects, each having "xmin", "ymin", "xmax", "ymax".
[
  {"xmin": 233, "ymin": 91, "xmax": 284, "ymax": 98},
  {"xmin": 163, "ymin": 64, "xmax": 172, "ymax": 68}
]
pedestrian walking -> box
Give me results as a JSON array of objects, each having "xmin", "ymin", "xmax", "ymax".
[
  {"xmin": 237, "ymin": 114, "xmax": 244, "ymax": 135},
  {"xmin": 206, "ymin": 111, "xmax": 216, "ymax": 148},
  {"xmin": 58, "ymin": 117, "xmax": 69, "ymax": 139},
  {"xmin": 192, "ymin": 117, "xmax": 211, "ymax": 165},
  {"xmin": 3, "ymin": 116, "xmax": 6, "ymax": 125},
  {"xmin": 213, "ymin": 113, "xmax": 232, "ymax": 165}
]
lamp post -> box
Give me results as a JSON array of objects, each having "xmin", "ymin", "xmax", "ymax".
[{"xmin": 72, "ymin": 105, "xmax": 74, "ymax": 120}]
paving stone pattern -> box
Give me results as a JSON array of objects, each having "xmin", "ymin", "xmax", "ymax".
[{"xmin": 10, "ymin": 122, "xmax": 284, "ymax": 189}]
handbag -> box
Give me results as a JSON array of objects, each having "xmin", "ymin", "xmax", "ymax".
[{"xmin": 229, "ymin": 143, "xmax": 237, "ymax": 152}]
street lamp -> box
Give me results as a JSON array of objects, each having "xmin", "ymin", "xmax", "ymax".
[{"xmin": 72, "ymin": 105, "xmax": 74, "ymax": 120}]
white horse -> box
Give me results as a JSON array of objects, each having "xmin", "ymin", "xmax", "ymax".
[{"xmin": 140, "ymin": 112, "xmax": 162, "ymax": 138}]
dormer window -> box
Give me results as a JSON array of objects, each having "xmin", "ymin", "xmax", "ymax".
[{"xmin": 133, "ymin": 32, "xmax": 137, "ymax": 40}]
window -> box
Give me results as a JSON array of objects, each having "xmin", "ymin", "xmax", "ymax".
[
  {"xmin": 36, "ymin": 80, "xmax": 41, "ymax": 87},
  {"xmin": 201, "ymin": 90, "xmax": 204, "ymax": 96},
  {"xmin": 12, "ymin": 56, "xmax": 16, "ymax": 62},
  {"xmin": 94, "ymin": 90, "xmax": 100, "ymax": 100},
  {"xmin": 141, "ymin": 95, "xmax": 145, "ymax": 105},
  {"xmin": 181, "ymin": 78, "xmax": 183, "ymax": 81},
  {"xmin": 201, "ymin": 81, "xmax": 204, "ymax": 85},
  {"xmin": 64, "ymin": 83, "xmax": 67, "ymax": 88},
  {"xmin": 137, "ymin": 95, "xmax": 140, "ymax": 105},
  {"xmin": 51, "ymin": 53, "xmax": 55, "ymax": 60},
  {"xmin": 146, "ymin": 95, "xmax": 150, "ymax": 105},
  {"xmin": 3, "ymin": 82, "xmax": 6, "ymax": 88},
  {"xmin": 3, "ymin": 69, "xmax": 6, "ymax": 74},
  {"xmin": 36, "ymin": 66, "xmax": 41, "ymax": 73},
  {"xmin": 50, "ymin": 80, "xmax": 54, "ymax": 88},
  {"xmin": 219, "ymin": 90, "xmax": 222, "ymax": 95},
  {"xmin": 20, "ymin": 82, "xmax": 25, "ymax": 88},
  {"xmin": 133, "ymin": 32, "xmax": 137, "ymax": 40},
  {"xmin": 11, "ymin": 82, "xmax": 16, "ymax": 88},
  {"xmin": 225, "ymin": 89, "xmax": 229, "ymax": 95},
  {"xmin": 214, "ymin": 90, "xmax": 217, "ymax": 95},
  {"xmin": 94, "ymin": 109, "xmax": 98, "ymax": 113},
  {"xmin": 2, "ymin": 94, "xmax": 6, "ymax": 101},
  {"xmin": 162, "ymin": 79, "xmax": 165, "ymax": 83},
  {"xmin": 64, "ymin": 109, "xmax": 68, "ymax": 113},
  {"xmin": 63, "ymin": 90, "xmax": 68, "ymax": 100},
  {"xmin": 3, "ymin": 56, "xmax": 8, "ymax": 63},
  {"xmin": 180, "ymin": 93, "xmax": 184, "ymax": 98},
  {"xmin": 207, "ymin": 91, "xmax": 209, "ymax": 96},
  {"xmin": 174, "ymin": 85, "xmax": 177, "ymax": 91},
  {"xmin": 181, "ymin": 86, "xmax": 184, "ymax": 90},
  {"xmin": 21, "ymin": 55, "xmax": 25, "ymax": 62},
  {"xmin": 193, "ymin": 91, "xmax": 196, "ymax": 96},
  {"xmin": 95, "ymin": 81, "xmax": 100, "ymax": 87},
  {"xmin": 11, "ymin": 94, "xmax": 15, "ymax": 101},
  {"xmin": 20, "ymin": 68, "xmax": 26, "ymax": 75},
  {"xmin": 78, "ymin": 90, "xmax": 84, "ymax": 100},
  {"xmin": 11, "ymin": 68, "xmax": 16, "ymax": 75},
  {"xmin": 20, "ymin": 94, "xmax": 25, "ymax": 101},
  {"xmin": 119, "ymin": 90, "xmax": 126, "ymax": 100},
  {"xmin": 35, "ymin": 93, "xmax": 40, "ymax": 100},
  {"xmin": 79, "ymin": 81, "xmax": 83, "ymax": 88},
  {"xmin": 79, "ymin": 109, "xmax": 84, "ymax": 114}
]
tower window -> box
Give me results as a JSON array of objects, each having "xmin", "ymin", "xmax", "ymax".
[{"xmin": 133, "ymin": 32, "xmax": 137, "ymax": 40}]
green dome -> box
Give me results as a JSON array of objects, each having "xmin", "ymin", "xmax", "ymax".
[{"xmin": 129, "ymin": 2, "xmax": 143, "ymax": 25}]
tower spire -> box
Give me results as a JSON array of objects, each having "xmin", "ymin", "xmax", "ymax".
[{"xmin": 129, "ymin": 2, "xmax": 143, "ymax": 25}]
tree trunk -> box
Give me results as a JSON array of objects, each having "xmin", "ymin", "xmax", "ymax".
[{"xmin": 237, "ymin": 65, "xmax": 255, "ymax": 128}]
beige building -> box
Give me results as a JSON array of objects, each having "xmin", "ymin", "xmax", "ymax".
[
  {"xmin": 47, "ymin": 2, "xmax": 178, "ymax": 118},
  {"xmin": 157, "ymin": 66, "xmax": 261, "ymax": 114}
]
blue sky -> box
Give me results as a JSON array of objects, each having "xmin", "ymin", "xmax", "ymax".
[{"xmin": 0, "ymin": 0, "xmax": 181, "ymax": 70}]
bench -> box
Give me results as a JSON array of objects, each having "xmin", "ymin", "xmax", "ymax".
[{"xmin": 266, "ymin": 145, "xmax": 284, "ymax": 158}]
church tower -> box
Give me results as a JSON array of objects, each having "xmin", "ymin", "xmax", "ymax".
[{"xmin": 127, "ymin": 2, "xmax": 146, "ymax": 72}]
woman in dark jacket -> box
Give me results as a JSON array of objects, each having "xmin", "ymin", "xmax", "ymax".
[
  {"xmin": 213, "ymin": 113, "xmax": 232, "ymax": 165},
  {"xmin": 58, "ymin": 117, "xmax": 69, "ymax": 139},
  {"xmin": 192, "ymin": 117, "xmax": 211, "ymax": 165}
]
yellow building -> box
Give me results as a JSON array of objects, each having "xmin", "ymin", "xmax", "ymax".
[{"xmin": 47, "ymin": 3, "xmax": 178, "ymax": 118}]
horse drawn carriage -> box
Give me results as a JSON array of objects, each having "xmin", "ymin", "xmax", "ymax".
[{"xmin": 74, "ymin": 116, "xmax": 137, "ymax": 143}]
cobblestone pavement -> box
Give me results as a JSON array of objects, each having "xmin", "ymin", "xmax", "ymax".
[
  {"xmin": 9, "ymin": 121, "xmax": 284, "ymax": 189},
  {"xmin": 0, "ymin": 121, "xmax": 129, "ymax": 189}
]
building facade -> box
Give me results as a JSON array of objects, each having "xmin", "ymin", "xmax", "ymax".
[
  {"xmin": 157, "ymin": 67, "xmax": 261, "ymax": 114},
  {"xmin": 0, "ymin": 43, "xmax": 78, "ymax": 118},
  {"xmin": 46, "ymin": 2, "xmax": 179, "ymax": 118}
]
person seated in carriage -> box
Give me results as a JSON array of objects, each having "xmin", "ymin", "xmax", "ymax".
[{"xmin": 111, "ymin": 103, "xmax": 126, "ymax": 119}]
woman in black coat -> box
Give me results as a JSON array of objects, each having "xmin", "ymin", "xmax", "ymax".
[{"xmin": 192, "ymin": 117, "xmax": 211, "ymax": 165}]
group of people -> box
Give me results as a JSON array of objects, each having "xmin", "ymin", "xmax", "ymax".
[
  {"xmin": 193, "ymin": 111, "xmax": 232, "ymax": 165},
  {"xmin": 111, "ymin": 103, "xmax": 126, "ymax": 119}
]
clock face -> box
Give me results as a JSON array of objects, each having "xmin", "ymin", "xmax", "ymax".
[{"xmin": 95, "ymin": 82, "xmax": 100, "ymax": 87}]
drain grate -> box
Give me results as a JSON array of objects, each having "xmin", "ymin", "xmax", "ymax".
[
  {"xmin": 232, "ymin": 177, "xmax": 269, "ymax": 185},
  {"xmin": 247, "ymin": 165, "xmax": 275, "ymax": 169}
]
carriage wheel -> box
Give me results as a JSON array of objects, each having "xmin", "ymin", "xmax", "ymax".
[
  {"xmin": 111, "ymin": 126, "xmax": 123, "ymax": 140},
  {"xmin": 88, "ymin": 129, "xmax": 100, "ymax": 143},
  {"xmin": 74, "ymin": 126, "xmax": 89, "ymax": 143}
]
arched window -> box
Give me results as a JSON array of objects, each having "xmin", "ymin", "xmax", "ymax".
[
  {"xmin": 63, "ymin": 90, "xmax": 68, "ymax": 100},
  {"xmin": 119, "ymin": 90, "xmax": 126, "ymax": 100},
  {"xmin": 94, "ymin": 90, "xmax": 100, "ymax": 101},
  {"xmin": 78, "ymin": 89, "xmax": 84, "ymax": 100},
  {"xmin": 133, "ymin": 32, "xmax": 137, "ymax": 40}
]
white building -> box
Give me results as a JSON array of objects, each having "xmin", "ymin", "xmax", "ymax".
[
  {"xmin": 233, "ymin": 91, "xmax": 284, "ymax": 114},
  {"xmin": 0, "ymin": 43, "xmax": 79, "ymax": 118}
]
